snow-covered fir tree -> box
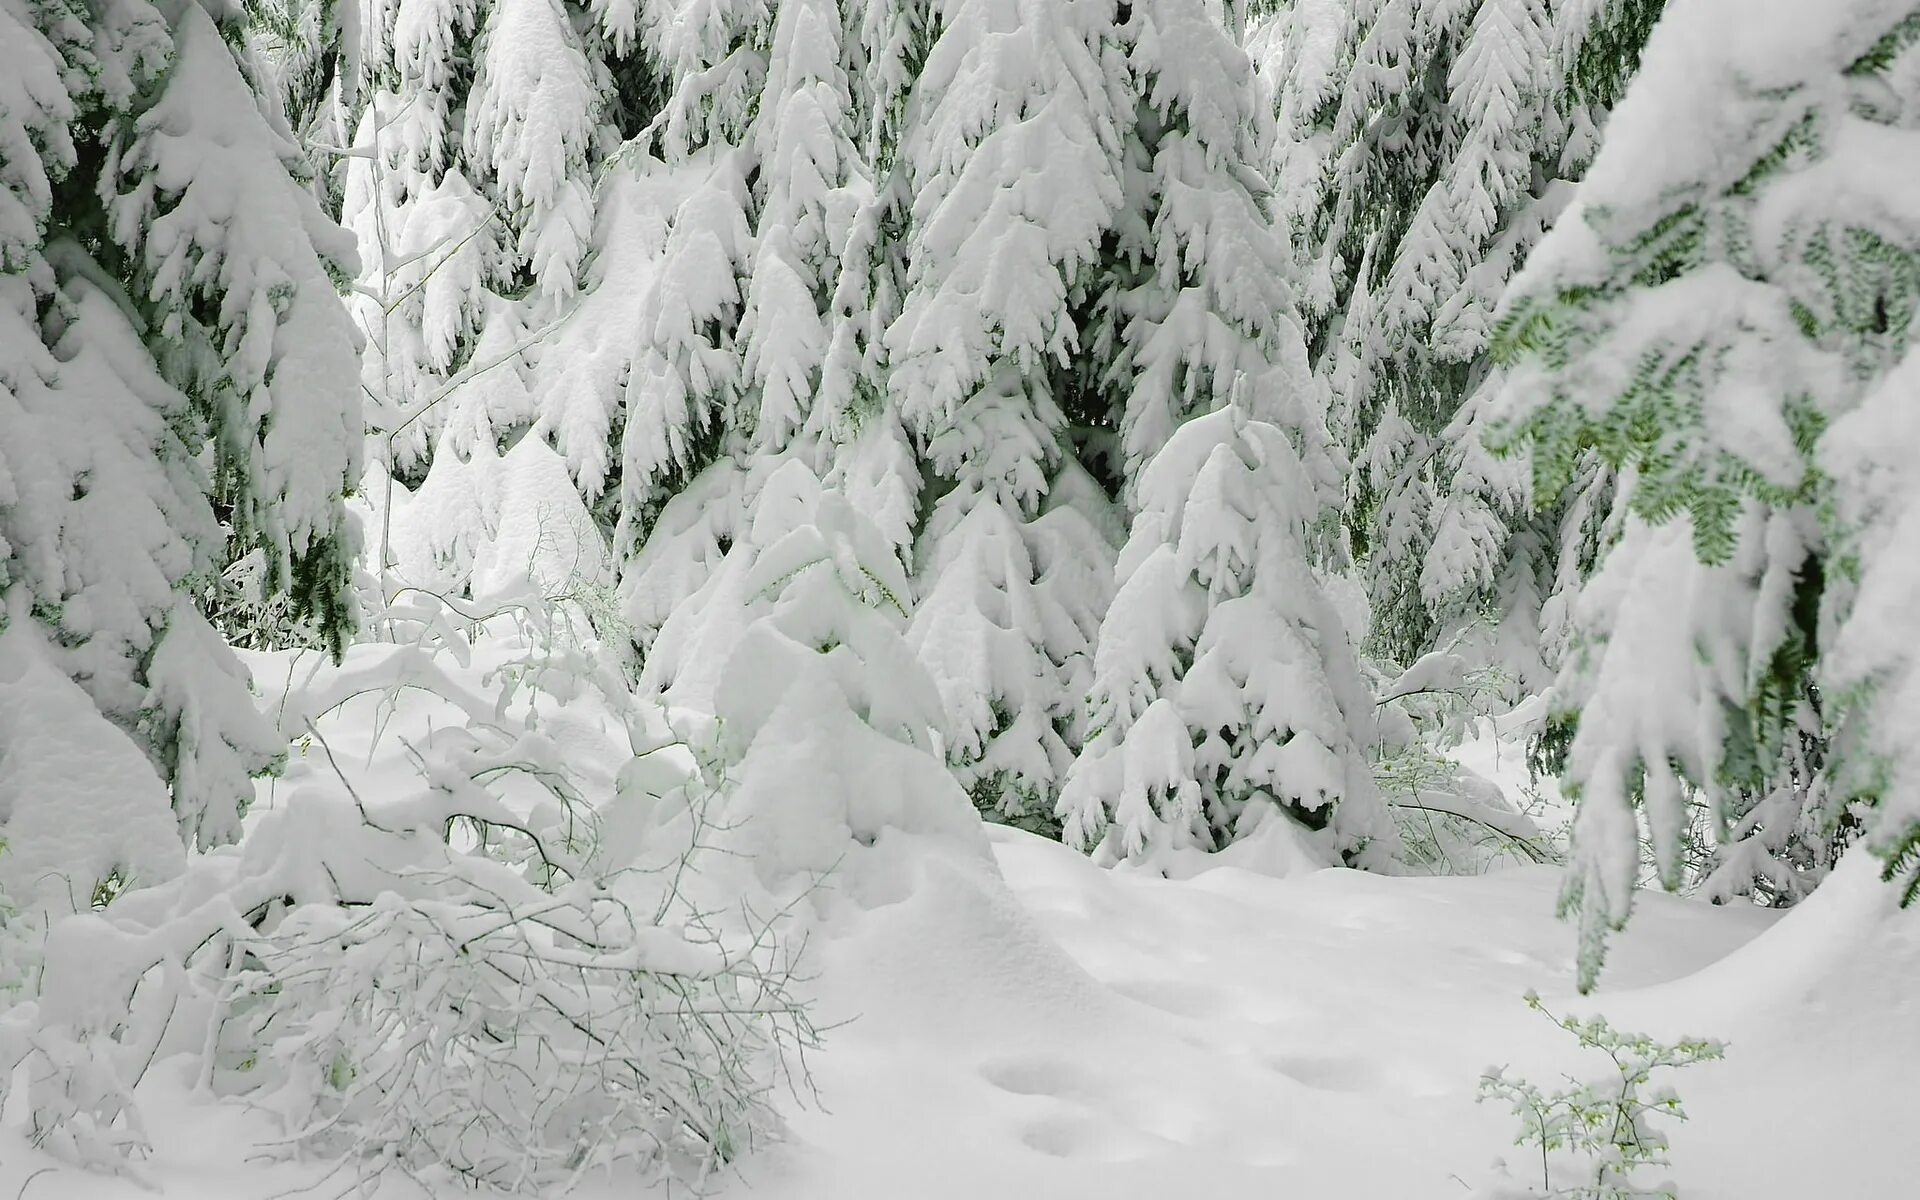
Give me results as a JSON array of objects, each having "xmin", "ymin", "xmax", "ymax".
[
  {"xmin": 878, "ymin": 0, "xmax": 1130, "ymax": 828},
  {"xmin": 1493, "ymin": 0, "xmax": 1920, "ymax": 986},
  {"xmin": 345, "ymin": 0, "xmax": 609, "ymax": 465},
  {"xmin": 584, "ymin": 0, "xmax": 768, "ymax": 552},
  {"xmin": 740, "ymin": 0, "xmax": 865, "ymax": 458},
  {"xmin": 539, "ymin": 0, "xmax": 883, "ymax": 663},
  {"xmin": 1060, "ymin": 392, "xmax": 1394, "ymax": 869},
  {"xmin": 0, "ymin": 0, "xmax": 361, "ymax": 888},
  {"xmin": 1032, "ymin": 0, "xmax": 1384, "ymax": 859},
  {"xmin": 1252, "ymin": 0, "xmax": 1663, "ymax": 677},
  {"xmin": 694, "ymin": 463, "xmax": 986, "ymax": 895},
  {"xmin": 1092, "ymin": 0, "xmax": 1334, "ymax": 502},
  {"xmin": 810, "ymin": 0, "xmax": 932, "ymax": 560},
  {"xmin": 311, "ymin": 0, "xmax": 686, "ymax": 619}
]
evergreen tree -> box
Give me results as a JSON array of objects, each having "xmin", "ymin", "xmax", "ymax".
[
  {"xmin": 813, "ymin": 0, "xmax": 933, "ymax": 540},
  {"xmin": 881, "ymin": 0, "xmax": 1129, "ymax": 826},
  {"xmin": 346, "ymin": 0, "xmax": 582, "ymax": 471},
  {"xmin": 326, "ymin": 0, "xmax": 672, "ymax": 612},
  {"xmin": 0, "ymin": 0, "xmax": 361, "ymax": 887},
  {"xmin": 885, "ymin": 0, "xmax": 1123, "ymax": 511},
  {"xmin": 1252, "ymin": 0, "xmax": 1664, "ymax": 671},
  {"xmin": 1059, "ymin": 394, "xmax": 1394, "ymax": 868},
  {"xmin": 1494, "ymin": 0, "xmax": 1920, "ymax": 987},
  {"xmin": 708, "ymin": 468, "xmax": 978, "ymax": 885},
  {"xmin": 639, "ymin": 457, "xmax": 983, "ymax": 889},
  {"xmin": 545, "ymin": 0, "xmax": 876, "ymax": 658},
  {"xmin": 1095, "ymin": 0, "xmax": 1333, "ymax": 502},
  {"xmin": 740, "ymin": 0, "xmax": 865, "ymax": 458}
]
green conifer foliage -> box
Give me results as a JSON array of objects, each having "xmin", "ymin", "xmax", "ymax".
[{"xmin": 1494, "ymin": 0, "xmax": 1920, "ymax": 987}]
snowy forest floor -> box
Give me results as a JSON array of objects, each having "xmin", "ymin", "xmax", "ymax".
[{"xmin": 1, "ymin": 638, "xmax": 1912, "ymax": 1200}]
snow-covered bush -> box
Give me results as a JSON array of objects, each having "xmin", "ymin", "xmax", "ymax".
[
  {"xmin": 1369, "ymin": 647, "xmax": 1562, "ymax": 874},
  {"xmin": 0, "ymin": 859, "xmax": 39, "ymax": 1109},
  {"xmin": 1478, "ymin": 992, "xmax": 1725, "ymax": 1200},
  {"xmin": 1378, "ymin": 748, "xmax": 1557, "ymax": 876},
  {"xmin": 3, "ymin": 574, "xmax": 811, "ymax": 1192}
]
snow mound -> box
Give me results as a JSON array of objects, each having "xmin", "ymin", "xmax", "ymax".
[
  {"xmin": 712, "ymin": 653, "xmax": 986, "ymax": 907},
  {"xmin": 0, "ymin": 622, "xmax": 184, "ymax": 908}
]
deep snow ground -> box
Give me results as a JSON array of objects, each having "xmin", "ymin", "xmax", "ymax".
[
  {"xmin": 7, "ymin": 828, "xmax": 1909, "ymax": 1199},
  {"xmin": 2, "ymin": 649, "xmax": 1911, "ymax": 1200},
  {"xmin": 705, "ymin": 832, "xmax": 1835, "ymax": 1200}
]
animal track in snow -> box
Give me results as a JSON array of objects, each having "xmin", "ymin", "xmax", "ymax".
[
  {"xmin": 980, "ymin": 1055, "xmax": 1095, "ymax": 1100},
  {"xmin": 1265, "ymin": 1052, "xmax": 1384, "ymax": 1093},
  {"xmin": 1107, "ymin": 977, "xmax": 1233, "ymax": 1020},
  {"xmin": 983, "ymin": 1057, "xmax": 1179, "ymax": 1161},
  {"xmin": 1019, "ymin": 1113, "xmax": 1150, "ymax": 1162}
]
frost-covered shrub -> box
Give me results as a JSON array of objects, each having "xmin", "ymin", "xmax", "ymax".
[
  {"xmin": 1477, "ymin": 992, "xmax": 1725, "ymax": 1200},
  {"xmin": 1379, "ymin": 747, "xmax": 1558, "ymax": 876},
  {"xmin": 226, "ymin": 787, "xmax": 803, "ymax": 1189},
  {"xmin": 0, "ymin": 860, "xmax": 40, "ymax": 1122},
  {"xmin": 1370, "ymin": 648, "xmax": 1562, "ymax": 874},
  {"xmin": 4, "ymin": 588, "xmax": 811, "ymax": 1192}
]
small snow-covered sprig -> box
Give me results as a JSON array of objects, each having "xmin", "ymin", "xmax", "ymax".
[{"xmin": 1476, "ymin": 991, "xmax": 1725, "ymax": 1200}]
